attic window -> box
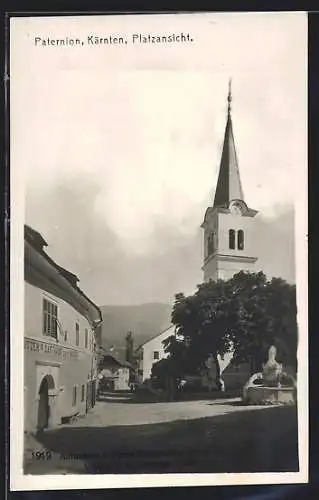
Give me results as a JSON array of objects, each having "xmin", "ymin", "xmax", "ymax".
[
  {"xmin": 153, "ymin": 351, "xmax": 159, "ymax": 360},
  {"xmin": 75, "ymin": 322, "xmax": 80, "ymax": 346}
]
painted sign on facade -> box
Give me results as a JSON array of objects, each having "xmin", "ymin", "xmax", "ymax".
[{"xmin": 24, "ymin": 338, "xmax": 80, "ymax": 361}]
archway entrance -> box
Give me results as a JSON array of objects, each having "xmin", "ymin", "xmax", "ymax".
[{"xmin": 37, "ymin": 374, "xmax": 55, "ymax": 431}]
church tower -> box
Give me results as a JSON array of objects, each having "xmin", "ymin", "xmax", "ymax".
[{"xmin": 201, "ymin": 81, "xmax": 259, "ymax": 282}]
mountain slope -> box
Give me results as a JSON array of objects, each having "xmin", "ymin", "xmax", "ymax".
[{"xmin": 100, "ymin": 302, "xmax": 172, "ymax": 354}]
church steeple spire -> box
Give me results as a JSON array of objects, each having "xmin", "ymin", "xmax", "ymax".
[
  {"xmin": 201, "ymin": 80, "xmax": 258, "ymax": 284},
  {"xmin": 227, "ymin": 78, "xmax": 232, "ymax": 115},
  {"xmin": 213, "ymin": 80, "xmax": 244, "ymax": 208}
]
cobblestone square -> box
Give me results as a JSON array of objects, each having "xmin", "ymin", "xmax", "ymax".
[{"xmin": 24, "ymin": 394, "xmax": 299, "ymax": 475}]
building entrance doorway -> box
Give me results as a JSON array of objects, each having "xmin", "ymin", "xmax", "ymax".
[
  {"xmin": 86, "ymin": 381, "xmax": 91, "ymax": 413},
  {"xmin": 37, "ymin": 374, "xmax": 55, "ymax": 431}
]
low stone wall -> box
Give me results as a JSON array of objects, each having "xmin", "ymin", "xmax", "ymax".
[{"xmin": 245, "ymin": 386, "xmax": 296, "ymax": 405}]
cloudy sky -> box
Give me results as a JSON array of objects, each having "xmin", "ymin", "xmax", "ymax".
[{"xmin": 11, "ymin": 13, "xmax": 307, "ymax": 305}]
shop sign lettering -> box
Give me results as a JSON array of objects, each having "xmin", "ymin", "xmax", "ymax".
[{"xmin": 24, "ymin": 338, "xmax": 79, "ymax": 360}]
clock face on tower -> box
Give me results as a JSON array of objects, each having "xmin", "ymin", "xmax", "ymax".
[{"xmin": 230, "ymin": 201, "xmax": 243, "ymax": 215}]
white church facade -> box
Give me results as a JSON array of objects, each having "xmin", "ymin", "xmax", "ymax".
[{"xmin": 139, "ymin": 82, "xmax": 257, "ymax": 386}]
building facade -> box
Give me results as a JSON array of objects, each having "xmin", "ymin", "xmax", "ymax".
[
  {"xmin": 24, "ymin": 225, "xmax": 102, "ymax": 433},
  {"xmin": 98, "ymin": 354, "xmax": 131, "ymax": 391},
  {"xmin": 134, "ymin": 83, "xmax": 264, "ymax": 391},
  {"xmin": 201, "ymin": 81, "xmax": 259, "ymax": 282},
  {"xmin": 141, "ymin": 83, "xmax": 261, "ymax": 390},
  {"xmin": 200, "ymin": 82, "xmax": 260, "ymax": 386},
  {"xmin": 138, "ymin": 326, "xmax": 174, "ymax": 381}
]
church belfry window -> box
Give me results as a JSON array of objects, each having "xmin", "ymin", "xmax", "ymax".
[
  {"xmin": 229, "ymin": 229, "xmax": 235, "ymax": 250},
  {"xmin": 207, "ymin": 232, "xmax": 215, "ymax": 256},
  {"xmin": 237, "ymin": 230, "xmax": 244, "ymax": 250}
]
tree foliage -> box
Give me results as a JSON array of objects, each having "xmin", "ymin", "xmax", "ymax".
[
  {"xmin": 125, "ymin": 331, "xmax": 134, "ymax": 364},
  {"xmin": 151, "ymin": 271, "xmax": 298, "ymax": 386}
]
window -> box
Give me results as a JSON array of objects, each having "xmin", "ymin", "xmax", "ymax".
[
  {"xmin": 85, "ymin": 328, "xmax": 88, "ymax": 349},
  {"xmin": 153, "ymin": 351, "xmax": 159, "ymax": 360},
  {"xmin": 207, "ymin": 232, "xmax": 215, "ymax": 256},
  {"xmin": 81, "ymin": 384, "xmax": 85, "ymax": 402},
  {"xmin": 229, "ymin": 229, "xmax": 235, "ymax": 250},
  {"xmin": 72, "ymin": 386, "xmax": 77, "ymax": 406},
  {"xmin": 237, "ymin": 230, "xmax": 244, "ymax": 250},
  {"xmin": 43, "ymin": 298, "xmax": 58, "ymax": 338},
  {"xmin": 207, "ymin": 234, "xmax": 211, "ymax": 255},
  {"xmin": 75, "ymin": 322, "xmax": 80, "ymax": 346},
  {"xmin": 64, "ymin": 331, "xmax": 68, "ymax": 342}
]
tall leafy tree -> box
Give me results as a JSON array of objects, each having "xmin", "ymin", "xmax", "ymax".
[
  {"xmin": 125, "ymin": 331, "xmax": 139, "ymax": 383},
  {"xmin": 125, "ymin": 331, "xmax": 134, "ymax": 364},
  {"xmin": 153, "ymin": 271, "xmax": 298, "ymax": 396},
  {"xmin": 264, "ymin": 278, "xmax": 298, "ymax": 370}
]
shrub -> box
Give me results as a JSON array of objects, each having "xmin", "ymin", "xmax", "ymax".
[{"xmin": 279, "ymin": 372, "xmax": 296, "ymax": 387}]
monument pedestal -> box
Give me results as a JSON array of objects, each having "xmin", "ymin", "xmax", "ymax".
[
  {"xmin": 245, "ymin": 385, "xmax": 296, "ymax": 405},
  {"xmin": 242, "ymin": 346, "xmax": 297, "ymax": 406}
]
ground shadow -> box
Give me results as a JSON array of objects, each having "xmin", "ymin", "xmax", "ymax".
[
  {"xmin": 25, "ymin": 404, "xmax": 298, "ymax": 475},
  {"xmin": 97, "ymin": 390, "xmax": 241, "ymax": 405},
  {"xmin": 206, "ymin": 400, "xmax": 251, "ymax": 407}
]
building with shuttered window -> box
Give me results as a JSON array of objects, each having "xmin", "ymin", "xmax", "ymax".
[{"xmin": 24, "ymin": 225, "xmax": 102, "ymax": 433}]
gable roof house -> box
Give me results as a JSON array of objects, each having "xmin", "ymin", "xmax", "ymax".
[
  {"xmin": 98, "ymin": 353, "xmax": 132, "ymax": 391},
  {"xmin": 136, "ymin": 325, "xmax": 175, "ymax": 381}
]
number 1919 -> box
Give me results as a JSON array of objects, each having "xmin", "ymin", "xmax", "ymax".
[{"xmin": 32, "ymin": 450, "xmax": 52, "ymax": 460}]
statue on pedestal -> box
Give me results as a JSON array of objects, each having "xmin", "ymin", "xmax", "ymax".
[
  {"xmin": 262, "ymin": 345, "xmax": 283, "ymax": 388},
  {"xmin": 242, "ymin": 345, "xmax": 296, "ymax": 405}
]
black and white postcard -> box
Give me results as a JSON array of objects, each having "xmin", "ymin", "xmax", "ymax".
[{"xmin": 9, "ymin": 11, "xmax": 308, "ymax": 491}]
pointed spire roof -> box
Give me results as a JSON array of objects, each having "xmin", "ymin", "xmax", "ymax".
[{"xmin": 213, "ymin": 80, "xmax": 244, "ymax": 208}]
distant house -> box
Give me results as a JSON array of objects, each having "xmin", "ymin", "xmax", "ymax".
[
  {"xmin": 137, "ymin": 326, "xmax": 174, "ymax": 381},
  {"xmin": 98, "ymin": 354, "xmax": 131, "ymax": 391}
]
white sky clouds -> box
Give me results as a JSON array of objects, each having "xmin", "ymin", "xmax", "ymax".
[{"xmin": 11, "ymin": 12, "xmax": 307, "ymax": 303}]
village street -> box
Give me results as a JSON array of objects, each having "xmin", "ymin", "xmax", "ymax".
[{"xmin": 24, "ymin": 392, "xmax": 299, "ymax": 475}]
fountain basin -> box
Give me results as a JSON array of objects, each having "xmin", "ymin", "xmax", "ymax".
[
  {"xmin": 242, "ymin": 346, "xmax": 297, "ymax": 406},
  {"xmin": 244, "ymin": 385, "xmax": 296, "ymax": 405}
]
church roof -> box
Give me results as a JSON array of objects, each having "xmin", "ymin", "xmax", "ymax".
[{"xmin": 213, "ymin": 81, "xmax": 244, "ymax": 208}]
